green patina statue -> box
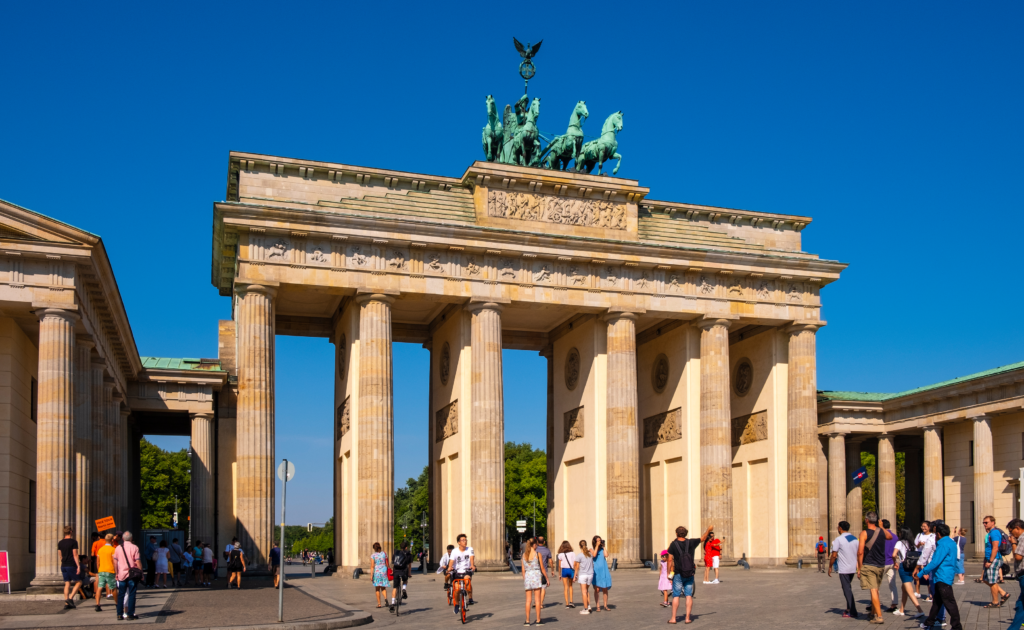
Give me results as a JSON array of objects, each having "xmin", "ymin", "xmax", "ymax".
[
  {"xmin": 497, "ymin": 96, "xmax": 541, "ymax": 167},
  {"xmin": 498, "ymin": 95, "xmax": 529, "ymax": 164},
  {"xmin": 540, "ymin": 100, "xmax": 588, "ymax": 171},
  {"xmin": 575, "ymin": 111, "xmax": 623, "ymax": 176},
  {"xmin": 482, "ymin": 95, "xmax": 503, "ymax": 162}
]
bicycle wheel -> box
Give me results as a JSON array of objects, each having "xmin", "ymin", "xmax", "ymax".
[
  {"xmin": 447, "ymin": 581, "xmax": 453, "ymax": 606},
  {"xmin": 395, "ymin": 579, "xmax": 402, "ymax": 617},
  {"xmin": 460, "ymin": 589, "xmax": 467, "ymax": 624}
]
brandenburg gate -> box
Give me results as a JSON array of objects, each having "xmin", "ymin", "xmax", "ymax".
[{"xmin": 214, "ymin": 150, "xmax": 846, "ymax": 570}]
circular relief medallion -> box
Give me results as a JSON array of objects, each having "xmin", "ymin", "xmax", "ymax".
[
  {"xmin": 564, "ymin": 347, "xmax": 581, "ymax": 391},
  {"xmin": 439, "ymin": 341, "xmax": 451, "ymax": 385},
  {"xmin": 337, "ymin": 334, "xmax": 346, "ymax": 380},
  {"xmin": 652, "ymin": 354, "xmax": 670, "ymax": 394},
  {"xmin": 733, "ymin": 358, "xmax": 754, "ymax": 397}
]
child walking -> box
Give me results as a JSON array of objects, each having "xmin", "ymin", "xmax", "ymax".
[{"xmin": 658, "ymin": 550, "xmax": 672, "ymax": 607}]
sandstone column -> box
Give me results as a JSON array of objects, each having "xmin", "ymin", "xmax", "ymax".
[
  {"xmin": 356, "ymin": 292, "xmax": 393, "ymax": 565},
  {"xmin": 604, "ymin": 311, "xmax": 641, "ymax": 568},
  {"xmin": 698, "ymin": 316, "xmax": 734, "ymax": 558},
  {"xmin": 845, "ymin": 439, "xmax": 863, "ymax": 536},
  {"xmin": 236, "ymin": 283, "xmax": 277, "ymax": 568},
  {"xmin": 73, "ymin": 337, "xmax": 94, "ymax": 544},
  {"xmin": 923, "ymin": 426, "xmax": 944, "ymax": 522},
  {"xmin": 110, "ymin": 391, "xmax": 124, "ymax": 530},
  {"xmin": 827, "ymin": 434, "xmax": 847, "ymax": 534},
  {"xmin": 99, "ymin": 378, "xmax": 115, "ymax": 522},
  {"xmin": 877, "ymin": 435, "xmax": 897, "ymax": 528},
  {"xmin": 972, "ymin": 416, "xmax": 993, "ymax": 558},
  {"xmin": 30, "ymin": 307, "xmax": 76, "ymax": 589},
  {"xmin": 541, "ymin": 345, "xmax": 554, "ymax": 545},
  {"xmin": 191, "ymin": 412, "xmax": 215, "ymax": 546},
  {"xmin": 89, "ymin": 358, "xmax": 107, "ymax": 525},
  {"xmin": 119, "ymin": 408, "xmax": 131, "ymax": 530},
  {"xmin": 785, "ymin": 322, "xmax": 821, "ymax": 562}
]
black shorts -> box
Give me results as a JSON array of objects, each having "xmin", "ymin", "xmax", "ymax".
[{"xmin": 392, "ymin": 573, "xmax": 408, "ymax": 589}]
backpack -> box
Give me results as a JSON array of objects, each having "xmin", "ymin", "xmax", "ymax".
[
  {"xmin": 901, "ymin": 546, "xmax": 921, "ymax": 573},
  {"xmin": 816, "ymin": 540, "xmax": 826, "ymax": 553},
  {"xmin": 670, "ymin": 539, "xmax": 696, "ymax": 578},
  {"xmin": 996, "ymin": 529, "xmax": 1013, "ymax": 555},
  {"xmin": 393, "ymin": 550, "xmax": 410, "ymax": 570}
]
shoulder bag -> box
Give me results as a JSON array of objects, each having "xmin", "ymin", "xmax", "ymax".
[{"xmin": 121, "ymin": 545, "xmax": 144, "ymax": 582}]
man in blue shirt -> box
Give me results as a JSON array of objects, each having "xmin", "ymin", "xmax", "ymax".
[
  {"xmin": 918, "ymin": 523, "xmax": 962, "ymax": 630},
  {"xmin": 982, "ymin": 515, "xmax": 1010, "ymax": 607}
]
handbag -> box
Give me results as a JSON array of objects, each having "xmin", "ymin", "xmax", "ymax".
[{"xmin": 121, "ymin": 545, "xmax": 144, "ymax": 582}]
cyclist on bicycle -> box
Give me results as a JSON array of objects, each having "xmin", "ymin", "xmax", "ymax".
[
  {"xmin": 450, "ymin": 533, "xmax": 476, "ymax": 613},
  {"xmin": 438, "ymin": 544, "xmax": 455, "ymax": 591},
  {"xmin": 389, "ymin": 541, "xmax": 413, "ymax": 613}
]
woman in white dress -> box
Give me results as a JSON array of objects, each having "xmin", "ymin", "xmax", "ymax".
[
  {"xmin": 521, "ymin": 538, "xmax": 548, "ymax": 626},
  {"xmin": 154, "ymin": 540, "xmax": 170, "ymax": 588}
]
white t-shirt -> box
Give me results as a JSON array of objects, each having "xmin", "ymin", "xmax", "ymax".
[
  {"xmin": 450, "ymin": 547, "xmax": 474, "ymax": 573},
  {"xmin": 894, "ymin": 540, "xmax": 909, "ymax": 564},
  {"xmin": 917, "ymin": 533, "xmax": 936, "ymax": 566},
  {"xmin": 202, "ymin": 547, "xmax": 214, "ymax": 563},
  {"xmin": 832, "ymin": 533, "xmax": 859, "ymax": 574},
  {"xmin": 436, "ymin": 552, "xmax": 450, "ymax": 574},
  {"xmin": 558, "ymin": 551, "xmax": 576, "ymax": 569}
]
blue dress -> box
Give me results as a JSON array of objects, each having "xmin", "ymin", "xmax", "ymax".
[{"xmin": 593, "ymin": 548, "xmax": 612, "ymax": 589}]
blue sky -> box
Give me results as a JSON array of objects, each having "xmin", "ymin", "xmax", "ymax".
[{"xmin": 2, "ymin": 1, "xmax": 1021, "ymax": 524}]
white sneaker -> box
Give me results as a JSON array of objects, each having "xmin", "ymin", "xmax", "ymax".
[
  {"xmin": 710, "ymin": 579, "xmax": 719, "ymax": 584},
  {"xmin": 893, "ymin": 610, "xmax": 905, "ymax": 616},
  {"xmin": 579, "ymin": 609, "xmax": 590, "ymax": 615},
  {"xmin": 702, "ymin": 581, "xmax": 710, "ymax": 584}
]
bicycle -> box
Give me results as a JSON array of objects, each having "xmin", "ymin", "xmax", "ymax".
[{"xmin": 451, "ymin": 574, "xmax": 469, "ymax": 624}]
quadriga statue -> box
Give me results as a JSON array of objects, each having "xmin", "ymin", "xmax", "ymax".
[
  {"xmin": 481, "ymin": 95, "xmax": 503, "ymax": 162},
  {"xmin": 540, "ymin": 100, "xmax": 588, "ymax": 171},
  {"xmin": 575, "ymin": 111, "xmax": 623, "ymax": 176}
]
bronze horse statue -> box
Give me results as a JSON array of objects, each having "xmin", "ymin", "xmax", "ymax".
[
  {"xmin": 575, "ymin": 111, "xmax": 623, "ymax": 176},
  {"xmin": 540, "ymin": 101, "xmax": 588, "ymax": 171},
  {"xmin": 481, "ymin": 95, "xmax": 503, "ymax": 162}
]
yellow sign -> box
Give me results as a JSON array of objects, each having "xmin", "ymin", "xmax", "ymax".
[{"xmin": 95, "ymin": 516, "xmax": 116, "ymax": 532}]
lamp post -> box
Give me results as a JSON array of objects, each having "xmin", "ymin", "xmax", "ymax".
[{"xmin": 420, "ymin": 511, "xmax": 428, "ymax": 573}]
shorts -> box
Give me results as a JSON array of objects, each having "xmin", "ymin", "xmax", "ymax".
[
  {"xmin": 98, "ymin": 572, "xmax": 117, "ymax": 589},
  {"xmin": 711, "ymin": 556, "xmax": 719, "ymax": 569},
  {"xmin": 203, "ymin": 563, "xmax": 214, "ymax": 573},
  {"xmin": 672, "ymin": 573, "xmax": 695, "ymax": 598},
  {"xmin": 392, "ymin": 573, "xmax": 408, "ymax": 589},
  {"xmin": 860, "ymin": 564, "xmax": 884, "ymax": 590},
  {"xmin": 576, "ymin": 573, "xmax": 593, "ymax": 585},
  {"xmin": 172, "ymin": 562, "xmax": 181, "ymax": 574},
  {"xmin": 984, "ymin": 555, "xmax": 1003, "ymax": 583},
  {"xmin": 898, "ymin": 564, "xmax": 914, "ymax": 583},
  {"xmin": 61, "ymin": 566, "xmax": 79, "ymax": 583},
  {"xmin": 272, "ymin": 564, "xmax": 280, "ymax": 575},
  {"xmin": 561, "ymin": 568, "xmax": 574, "ymax": 579}
]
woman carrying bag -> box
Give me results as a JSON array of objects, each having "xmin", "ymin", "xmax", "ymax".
[{"xmin": 556, "ymin": 541, "xmax": 577, "ymax": 608}]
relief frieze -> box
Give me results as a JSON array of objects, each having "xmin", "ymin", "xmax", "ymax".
[
  {"xmin": 643, "ymin": 408, "xmax": 682, "ymax": 447},
  {"xmin": 337, "ymin": 396, "xmax": 351, "ymax": 438},
  {"xmin": 731, "ymin": 410, "xmax": 767, "ymax": 447},
  {"xmin": 487, "ymin": 190, "xmax": 627, "ymax": 230},
  {"xmin": 435, "ymin": 400, "xmax": 458, "ymax": 442},
  {"xmin": 563, "ymin": 406, "xmax": 584, "ymax": 442}
]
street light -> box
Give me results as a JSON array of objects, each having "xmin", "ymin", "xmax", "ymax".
[{"xmin": 420, "ymin": 511, "xmax": 428, "ymax": 573}]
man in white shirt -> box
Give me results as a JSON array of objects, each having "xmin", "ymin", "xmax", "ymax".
[
  {"xmin": 828, "ymin": 521, "xmax": 860, "ymax": 619},
  {"xmin": 449, "ymin": 534, "xmax": 476, "ymax": 612},
  {"xmin": 437, "ymin": 544, "xmax": 455, "ymax": 590}
]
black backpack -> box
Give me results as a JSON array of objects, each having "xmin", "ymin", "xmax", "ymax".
[
  {"xmin": 670, "ymin": 539, "xmax": 696, "ymax": 578},
  {"xmin": 393, "ymin": 550, "xmax": 410, "ymax": 570},
  {"xmin": 901, "ymin": 547, "xmax": 921, "ymax": 573}
]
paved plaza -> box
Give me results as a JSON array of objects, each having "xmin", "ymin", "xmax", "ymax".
[{"xmin": 3, "ymin": 562, "xmax": 1023, "ymax": 629}]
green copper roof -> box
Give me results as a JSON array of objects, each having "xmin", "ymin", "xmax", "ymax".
[
  {"xmin": 140, "ymin": 357, "xmax": 224, "ymax": 371},
  {"xmin": 819, "ymin": 360, "xmax": 1024, "ymax": 403}
]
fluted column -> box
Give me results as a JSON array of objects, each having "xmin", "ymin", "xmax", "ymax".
[
  {"xmin": 110, "ymin": 392, "xmax": 124, "ymax": 530},
  {"xmin": 541, "ymin": 345, "xmax": 554, "ymax": 545},
  {"xmin": 73, "ymin": 337, "xmax": 94, "ymax": 545},
  {"xmin": 356, "ymin": 292, "xmax": 393, "ymax": 566},
  {"xmin": 827, "ymin": 434, "xmax": 847, "ymax": 534},
  {"xmin": 236, "ymin": 283, "xmax": 277, "ymax": 568},
  {"xmin": 845, "ymin": 439, "xmax": 863, "ymax": 536},
  {"xmin": 603, "ymin": 311, "xmax": 641, "ymax": 567},
  {"xmin": 31, "ymin": 307, "xmax": 76, "ymax": 589},
  {"xmin": 785, "ymin": 322, "xmax": 821, "ymax": 562},
  {"xmin": 877, "ymin": 435, "xmax": 897, "ymax": 528},
  {"xmin": 89, "ymin": 359, "xmax": 107, "ymax": 527},
  {"xmin": 973, "ymin": 416, "xmax": 993, "ymax": 558},
  {"xmin": 119, "ymin": 408, "xmax": 131, "ymax": 530},
  {"xmin": 923, "ymin": 426, "xmax": 944, "ymax": 522},
  {"xmin": 191, "ymin": 412, "xmax": 215, "ymax": 545},
  {"xmin": 698, "ymin": 316, "xmax": 734, "ymax": 558},
  {"xmin": 98, "ymin": 378, "xmax": 115, "ymax": 523},
  {"xmin": 468, "ymin": 301, "xmax": 506, "ymax": 568}
]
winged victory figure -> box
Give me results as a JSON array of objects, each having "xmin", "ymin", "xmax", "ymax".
[{"xmin": 513, "ymin": 37, "xmax": 542, "ymax": 60}]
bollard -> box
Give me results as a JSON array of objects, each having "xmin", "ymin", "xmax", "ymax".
[
  {"xmin": 352, "ymin": 568, "xmax": 363, "ymax": 579},
  {"xmin": 797, "ymin": 559, "xmax": 803, "ymax": 570},
  {"xmin": 738, "ymin": 553, "xmax": 751, "ymax": 570},
  {"xmin": 611, "ymin": 558, "xmax": 618, "ymax": 571},
  {"xmin": 311, "ymin": 560, "xmax": 315, "ymax": 579}
]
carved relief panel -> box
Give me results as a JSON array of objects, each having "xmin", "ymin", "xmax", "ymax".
[
  {"xmin": 532, "ymin": 261, "xmax": 553, "ymax": 284},
  {"xmin": 307, "ymin": 239, "xmax": 331, "ymax": 266},
  {"xmin": 643, "ymin": 408, "xmax": 682, "ymax": 447},
  {"xmin": 487, "ymin": 190, "xmax": 628, "ymax": 230},
  {"xmin": 337, "ymin": 396, "xmax": 351, "ymax": 438},
  {"xmin": 731, "ymin": 410, "xmax": 767, "ymax": 447},
  {"xmin": 347, "ymin": 244, "xmax": 369, "ymax": 269},
  {"xmin": 387, "ymin": 248, "xmax": 409, "ymax": 272},
  {"xmin": 425, "ymin": 251, "xmax": 448, "ymax": 276},
  {"xmin": 564, "ymin": 347, "xmax": 581, "ymax": 391},
  {"xmin": 435, "ymin": 400, "xmax": 458, "ymax": 442},
  {"xmin": 563, "ymin": 406, "xmax": 584, "ymax": 442}
]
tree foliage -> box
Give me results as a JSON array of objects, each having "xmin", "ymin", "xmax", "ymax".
[
  {"xmin": 505, "ymin": 442, "xmax": 546, "ymax": 541},
  {"xmin": 139, "ymin": 438, "xmax": 190, "ymax": 530},
  {"xmin": 394, "ymin": 466, "xmax": 429, "ymax": 555},
  {"xmin": 286, "ymin": 518, "xmax": 334, "ymax": 554},
  {"xmin": 859, "ymin": 450, "xmax": 907, "ymax": 531}
]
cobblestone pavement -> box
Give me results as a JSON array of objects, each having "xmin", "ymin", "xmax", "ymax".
[{"xmin": 330, "ymin": 564, "xmax": 1023, "ymax": 630}]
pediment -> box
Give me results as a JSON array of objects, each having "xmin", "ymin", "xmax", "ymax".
[{"xmin": 0, "ymin": 198, "xmax": 95, "ymax": 246}]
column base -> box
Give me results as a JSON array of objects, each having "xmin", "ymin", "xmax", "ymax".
[
  {"xmin": 27, "ymin": 576, "xmax": 65, "ymax": 594},
  {"xmin": 474, "ymin": 559, "xmax": 511, "ymax": 572},
  {"xmin": 339, "ymin": 565, "xmax": 366, "ymax": 579},
  {"xmin": 612, "ymin": 559, "xmax": 647, "ymax": 570},
  {"xmin": 785, "ymin": 556, "xmax": 818, "ymax": 568}
]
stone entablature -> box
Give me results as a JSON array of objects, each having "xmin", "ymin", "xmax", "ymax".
[
  {"xmin": 127, "ymin": 368, "xmax": 225, "ymax": 413},
  {"xmin": 817, "ymin": 362, "xmax": 1024, "ymax": 433}
]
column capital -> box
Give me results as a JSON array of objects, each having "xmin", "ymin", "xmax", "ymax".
[
  {"xmin": 75, "ymin": 335, "xmax": 96, "ymax": 350},
  {"xmin": 32, "ymin": 305, "xmax": 78, "ymax": 324},
  {"xmin": 112, "ymin": 391, "xmax": 124, "ymax": 403},
  {"xmin": 825, "ymin": 431, "xmax": 849, "ymax": 439},
  {"xmin": 922, "ymin": 424, "xmax": 942, "ymax": 434},
  {"xmin": 784, "ymin": 320, "xmax": 826, "ymax": 335},
  {"xmin": 102, "ymin": 378, "xmax": 115, "ymax": 394},
  {"xmin": 970, "ymin": 414, "xmax": 992, "ymax": 423},
  {"xmin": 696, "ymin": 313, "xmax": 739, "ymax": 331},
  {"xmin": 601, "ymin": 308, "xmax": 641, "ymax": 324},
  {"xmin": 191, "ymin": 411, "xmax": 214, "ymax": 421},
  {"xmin": 465, "ymin": 297, "xmax": 508, "ymax": 314},
  {"xmin": 354, "ymin": 289, "xmax": 397, "ymax": 306},
  {"xmin": 235, "ymin": 280, "xmax": 279, "ymax": 298},
  {"xmin": 119, "ymin": 408, "xmax": 131, "ymax": 419}
]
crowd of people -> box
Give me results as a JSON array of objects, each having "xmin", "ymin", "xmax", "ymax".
[{"xmin": 827, "ymin": 510, "xmax": 1024, "ymax": 630}]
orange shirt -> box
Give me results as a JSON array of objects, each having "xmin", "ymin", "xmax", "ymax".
[
  {"xmin": 92, "ymin": 539, "xmax": 105, "ymax": 557},
  {"xmin": 97, "ymin": 544, "xmax": 116, "ymax": 574}
]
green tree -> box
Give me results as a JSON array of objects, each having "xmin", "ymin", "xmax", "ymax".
[
  {"xmin": 860, "ymin": 450, "xmax": 908, "ymax": 531},
  {"xmin": 288, "ymin": 518, "xmax": 334, "ymax": 554},
  {"xmin": 139, "ymin": 438, "xmax": 190, "ymax": 530},
  {"xmin": 394, "ymin": 466, "xmax": 430, "ymax": 555},
  {"xmin": 505, "ymin": 442, "xmax": 546, "ymax": 542}
]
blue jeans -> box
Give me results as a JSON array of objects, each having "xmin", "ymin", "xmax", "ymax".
[
  {"xmin": 672, "ymin": 573, "xmax": 695, "ymax": 598},
  {"xmin": 1010, "ymin": 576, "xmax": 1024, "ymax": 630},
  {"xmin": 116, "ymin": 579, "xmax": 137, "ymax": 618}
]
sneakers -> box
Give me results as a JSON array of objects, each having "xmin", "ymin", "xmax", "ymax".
[
  {"xmin": 468, "ymin": 598, "xmax": 475, "ymax": 605},
  {"xmin": 869, "ymin": 616, "xmax": 884, "ymax": 624},
  {"xmin": 389, "ymin": 603, "xmax": 395, "ymax": 613},
  {"xmin": 454, "ymin": 606, "xmax": 461, "ymax": 615},
  {"xmin": 710, "ymin": 579, "xmax": 720, "ymax": 584},
  {"xmin": 579, "ymin": 609, "xmax": 590, "ymax": 615},
  {"xmin": 95, "ymin": 605, "xmax": 103, "ymax": 612},
  {"xmin": 893, "ymin": 610, "xmax": 905, "ymax": 616},
  {"xmin": 403, "ymin": 590, "xmax": 408, "ymax": 600}
]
